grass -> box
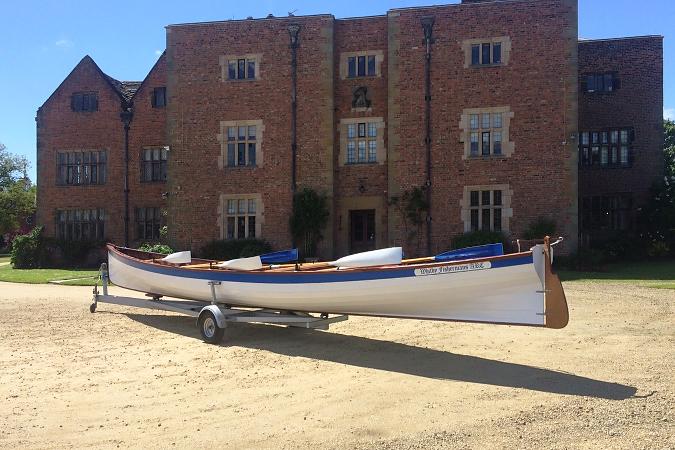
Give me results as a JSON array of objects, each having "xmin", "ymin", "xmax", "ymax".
[
  {"xmin": 558, "ymin": 259, "xmax": 675, "ymax": 289},
  {"xmin": 0, "ymin": 255, "xmax": 10, "ymax": 265},
  {"xmin": 0, "ymin": 263, "xmax": 99, "ymax": 286}
]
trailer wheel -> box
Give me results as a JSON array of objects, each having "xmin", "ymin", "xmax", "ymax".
[
  {"xmin": 89, "ymin": 303, "xmax": 96, "ymax": 313},
  {"xmin": 198, "ymin": 311, "xmax": 224, "ymax": 344}
]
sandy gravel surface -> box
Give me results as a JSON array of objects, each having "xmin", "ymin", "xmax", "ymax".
[{"xmin": 0, "ymin": 280, "xmax": 673, "ymax": 449}]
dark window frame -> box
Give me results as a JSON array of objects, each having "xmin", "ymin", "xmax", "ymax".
[
  {"xmin": 135, "ymin": 207, "xmax": 162, "ymax": 241},
  {"xmin": 71, "ymin": 92, "xmax": 99, "ymax": 112},
  {"xmin": 469, "ymin": 189, "xmax": 503, "ymax": 232},
  {"xmin": 470, "ymin": 42, "xmax": 504, "ymax": 67},
  {"xmin": 141, "ymin": 147, "xmax": 169, "ymax": 182},
  {"xmin": 347, "ymin": 54, "xmax": 377, "ymax": 78},
  {"xmin": 56, "ymin": 208, "xmax": 105, "ymax": 241},
  {"xmin": 227, "ymin": 58, "xmax": 257, "ymax": 81},
  {"xmin": 151, "ymin": 87, "xmax": 166, "ymax": 108},
  {"xmin": 582, "ymin": 72, "xmax": 619, "ymax": 93},
  {"xmin": 57, "ymin": 150, "xmax": 107, "ymax": 186},
  {"xmin": 579, "ymin": 128, "xmax": 633, "ymax": 169}
]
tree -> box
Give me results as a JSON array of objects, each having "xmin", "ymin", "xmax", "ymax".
[
  {"xmin": 290, "ymin": 188, "xmax": 330, "ymax": 258},
  {"xmin": 665, "ymin": 119, "xmax": 675, "ymax": 178},
  {"xmin": 636, "ymin": 120, "xmax": 675, "ymax": 256},
  {"xmin": 0, "ymin": 143, "xmax": 36, "ymax": 237}
]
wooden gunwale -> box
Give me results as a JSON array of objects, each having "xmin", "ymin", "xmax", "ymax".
[{"xmin": 107, "ymin": 244, "xmax": 534, "ymax": 276}]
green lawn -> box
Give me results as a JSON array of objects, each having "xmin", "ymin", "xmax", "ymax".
[
  {"xmin": 0, "ymin": 255, "xmax": 10, "ymax": 265},
  {"xmin": 0, "ymin": 263, "xmax": 99, "ymax": 286},
  {"xmin": 558, "ymin": 259, "xmax": 675, "ymax": 289}
]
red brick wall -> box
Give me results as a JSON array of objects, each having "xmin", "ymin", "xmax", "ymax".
[
  {"xmin": 165, "ymin": 16, "xmax": 336, "ymax": 254},
  {"xmin": 128, "ymin": 55, "xmax": 168, "ymax": 245},
  {"xmin": 333, "ymin": 17, "xmax": 389, "ymax": 255},
  {"xmin": 578, "ymin": 37, "xmax": 664, "ymax": 207},
  {"xmin": 389, "ymin": 0, "xmax": 578, "ymax": 255},
  {"xmin": 36, "ymin": 57, "xmax": 127, "ymax": 242}
]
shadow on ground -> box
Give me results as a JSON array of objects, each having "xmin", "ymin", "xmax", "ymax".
[{"xmin": 124, "ymin": 312, "xmax": 637, "ymax": 400}]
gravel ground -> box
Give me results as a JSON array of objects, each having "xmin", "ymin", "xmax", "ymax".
[{"xmin": 0, "ymin": 280, "xmax": 673, "ymax": 449}]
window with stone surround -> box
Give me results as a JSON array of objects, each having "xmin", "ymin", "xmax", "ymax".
[
  {"xmin": 217, "ymin": 120, "xmax": 264, "ymax": 169},
  {"xmin": 460, "ymin": 185, "xmax": 513, "ymax": 233},
  {"xmin": 219, "ymin": 194, "xmax": 263, "ymax": 240},
  {"xmin": 57, "ymin": 150, "xmax": 107, "ymax": 186},
  {"xmin": 141, "ymin": 147, "xmax": 169, "ymax": 182},
  {"xmin": 460, "ymin": 107, "xmax": 514, "ymax": 159},
  {"xmin": 339, "ymin": 118, "xmax": 385, "ymax": 165},
  {"xmin": 219, "ymin": 54, "xmax": 262, "ymax": 81},
  {"xmin": 462, "ymin": 37, "xmax": 511, "ymax": 68},
  {"xmin": 56, "ymin": 208, "xmax": 105, "ymax": 241},
  {"xmin": 339, "ymin": 51, "xmax": 384, "ymax": 80},
  {"xmin": 579, "ymin": 129, "xmax": 632, "ymax": 168}
]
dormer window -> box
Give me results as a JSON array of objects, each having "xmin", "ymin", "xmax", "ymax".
[{"xmin": 71, "ymin": 92, "xmax": 98, "ymax": 112}]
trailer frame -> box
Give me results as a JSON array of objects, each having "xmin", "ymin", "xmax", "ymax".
[{"xmin": 90, "ymin": 263, "xmax": 348, "ymax": 343}]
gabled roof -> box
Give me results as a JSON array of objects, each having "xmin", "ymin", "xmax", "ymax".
[
  {"xmin": 38, "ymin": 55, "xmax": 141, "ymax": 111},
  {"xmin": 105, "ymin": 76, "xmax": 142, "ymax": 102},
  {"xmin": 129, "ymin": 51, "xmax": 166, "ymax": 102}
]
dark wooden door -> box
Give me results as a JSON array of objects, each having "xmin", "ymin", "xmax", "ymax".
[{"xmin": 349, "ymin": 209, "xmax": 376, "ymax": 253}]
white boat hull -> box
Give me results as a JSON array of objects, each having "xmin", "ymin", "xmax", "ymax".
[{"xmin": 108, "ymin": 245, "xmax": 557, "ymax": 327}]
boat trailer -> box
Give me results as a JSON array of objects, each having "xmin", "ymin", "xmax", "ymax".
[{"xmin": 90, "ymin": 263, "xmax": 349, "ymax": 344}]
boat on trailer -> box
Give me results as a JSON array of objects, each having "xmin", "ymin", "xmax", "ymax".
[{"xmin": 92, "ymin": 237, "xmax": 569, "ymax": 343}]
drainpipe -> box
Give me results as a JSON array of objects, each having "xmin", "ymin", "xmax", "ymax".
[
  {"xmin": 120, "ymin": 106, "xmax": 134, "ymax": 247},
  {"xmin": 421, "ymin": 16, "xmax": 434, "ymax": 256},
  {"xmin": 288, "ymin": 24, "xmax": 301, "ymax": 247}
]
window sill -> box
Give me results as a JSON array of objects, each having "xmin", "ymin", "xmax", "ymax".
[
  {"xmin": 224, "ymin": 78, "xmax": 259, "ymax": 82},
  {"xmin": 580, "ymin": 164, "xmax": 632, "ymax": 170},
  {"xmin": 469, "ymin": 63, "xmax": 504, "ymax": 69},
  {"xmin": 467, "ymin": 154, "xmax": 508, "ymax": 160},
  {"xmin": 56, "ymin": 183, "xmax": 106, "ymax": 187},
  {"xmin": 346, "ymin": 75, "xmax": 379, "ymax": 80},
  {"xmin": 224, "ymin": 164, "xmax": 258, "ymax": 169},
  {"xmin": 345, "ymin": 161, "xmax": 379, "ymax": 166}
]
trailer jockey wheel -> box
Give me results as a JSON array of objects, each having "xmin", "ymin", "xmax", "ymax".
[
  {"xmin": 89, "ymin": 303, "xmax": 96, "ymax": 313},
  {"xmin": 198, "ymin": 310, "xmax": 224, "ymax": 344}
]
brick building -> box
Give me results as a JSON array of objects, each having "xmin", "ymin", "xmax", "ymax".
[
  {"xmin": 36, "ymin": 0, "xmax": 664, "ymax": 259},
  {"xmin": 577, "ymin": 36, "xmax": 664, "ymax": 245}
]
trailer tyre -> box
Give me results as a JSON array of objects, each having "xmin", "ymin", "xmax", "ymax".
[{"xmin": 198, "ymin": 310, "xmax": 224, "ymax": 344}]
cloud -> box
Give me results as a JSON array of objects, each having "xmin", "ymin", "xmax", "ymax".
[
  {"xmin": 665, "ymin": 108, "xmax": 675, "ymax": 121},
  {"xmin": 155, "ymin": 49, "xmax": 163, "ymax": 56},
  {"xmin": 55, "ymin": 38, "xmax": 73, "ymax": 48}
]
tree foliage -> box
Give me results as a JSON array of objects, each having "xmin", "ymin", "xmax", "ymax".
[
  {"xmin": 290, "ymin": 188, "xmax": 330, "ymax": 258},
  {"xmin": 635, "ymin": 120, "xmax": 675, "ymax": 256},
  {"xmin": 665, "ymin": 119, "xmax": 675, "ymax": 178},
  {"xmin": 0, "ymin": 143, "xmax": 35, "ymax": 236}
]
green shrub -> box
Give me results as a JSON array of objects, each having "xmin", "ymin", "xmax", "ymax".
[
  {"xmin": 522, "ymin": 217, "xmax": 556, "ymax": 240},
  {"xmin": 200, "ymin": 238, "xmax": 272, "ymax": 260},
  {"xmin": 10, "ymin": 226, "xmax": 46, "ymax": 268},
  {"xmin": 138, "ymin": 243, "xmax": 174, "ymax": 255},
  {"xmin": 452, "ymin": 230, "xmax": 509, "ymax": 251}
]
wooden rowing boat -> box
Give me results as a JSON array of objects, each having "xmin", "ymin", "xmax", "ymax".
[{"xmin": 106, "ymin": 238, "xmax": 569, "ymax": 329}]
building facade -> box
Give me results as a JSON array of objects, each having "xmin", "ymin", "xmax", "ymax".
[
  {"xmin": 577, "ymin": 36, "xmax": 664, "ymax": 245},
  {"xmin": 36, "ymin": 0, "xmax": 663, "ymax": 259}
]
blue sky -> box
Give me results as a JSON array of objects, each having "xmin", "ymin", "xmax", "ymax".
[{"xmin": 1, "ymin": 0, "xmax": 673, "ymax": 182}]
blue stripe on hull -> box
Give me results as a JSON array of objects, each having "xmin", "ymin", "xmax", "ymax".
[{"xmin": 112, "ymin": 252, "xmax": 533, "ymax": 284}]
